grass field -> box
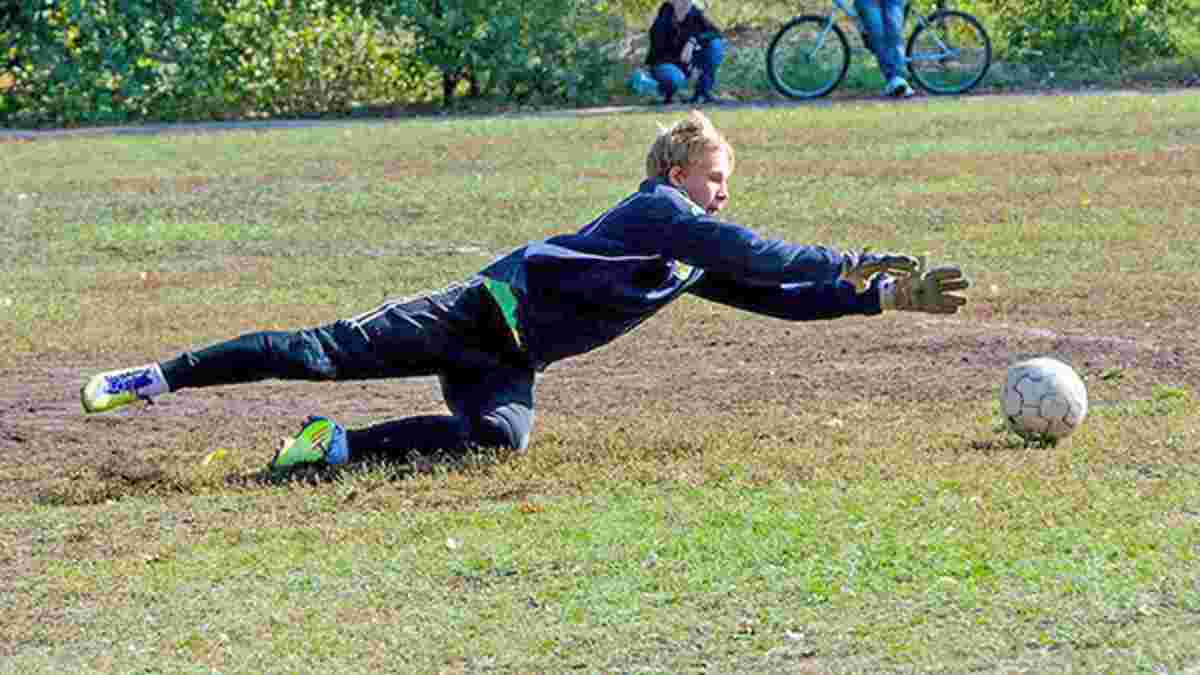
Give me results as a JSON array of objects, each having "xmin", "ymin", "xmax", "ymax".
[{"xmin": 2, "ymin": 92, "xmax": 1199, "ymax": 673}]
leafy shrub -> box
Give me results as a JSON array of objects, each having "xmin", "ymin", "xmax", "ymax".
[
  {"xmin": 2, "ymin": 0, "xmax": 217, "ymax": 125},
  {"xmin": 0, "ymin": 0, "xmax": 435, "ymax": 127},
  {"xmin": 984, "ymin": 0, "xmax": 1195, "ymax": 66},
  {"xmin": 3, "ymin": 0, "xmax": 1197, "ymax": 126},
  {"xmin": 221, "ymin": 0, "xmax": 435, "ymax": 117},
  {"xmin": 603, "ymin": 0, "xmax": 1198, "ymax": 68},
  {"xmin": 370, "ymin": 0, "xmax": 622, "ymax": 105}
]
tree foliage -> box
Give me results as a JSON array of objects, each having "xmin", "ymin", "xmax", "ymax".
[
  {"xmin": 1, "ymin": 0, "xmax": 432, "ymax": 126},
  {"xmin": 2, "ymin": 0, "xmax": 1197, "ymax": 127},
  {"xmin": 983, "ymin": 0, "xmax": 1197, "ymax": 64},
  {"xmin": 359, "ymin": 0, "xmax": 620, "ymax": 104},
  {"xmin": 1, "ymin": 0, "xmax": 623, "ymax": 126},
  {"xmin": 605, "ymin": 0, "xmax": 1198, "ymax": 64}
]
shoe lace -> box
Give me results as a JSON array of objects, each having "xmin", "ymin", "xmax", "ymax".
[{"xmin": 105, "ymin": 369, "xmax": 155, "ymax": 404}]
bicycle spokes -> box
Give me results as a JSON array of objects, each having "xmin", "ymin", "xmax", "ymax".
[
  {"xmin": 767, "ymin": 16, "xmax": 851, "ymax": 99},
  {"xmin": 907, "ymin": 11, "xmax": 991, "ymax": 95}
]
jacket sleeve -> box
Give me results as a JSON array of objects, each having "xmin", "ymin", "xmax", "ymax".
[
  {"xmin": 686, "ymin": 273, "xmax": 883, "ymax": 320},
  {"xmin": 684, "ymin": 8, "xmax": 722, "ymax": 43},
  {"xmin": 625, "ymin": 212, "xmax": 850, "ymax": 286}
]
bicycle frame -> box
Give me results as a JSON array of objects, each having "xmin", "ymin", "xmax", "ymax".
[
  {"xmin": 799, "ymin": 0, "xmax": 857, "ymax": 58},
  {"xmin": 906, "ymin": 11, "xmax": 970, "ymax": 66}
]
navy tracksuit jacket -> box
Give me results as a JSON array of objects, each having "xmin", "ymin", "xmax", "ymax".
[{"xmin": 480, "ymin": 177, "xmax": 883, "ymax": 370}]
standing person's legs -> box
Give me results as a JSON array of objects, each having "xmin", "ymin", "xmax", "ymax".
[
  {"xmin": 689, "ymin": 38, "xmax": 726, "ymax": 102},
  {"xmin": 855, "ymin": 0, "xmax": 910, "ymax": 87},
  {"xmin": 651, "ymin": 63, "xmax": 688, "ymax": 104},
  {"xmin": 879, "ymin": 0, "xmax": 908, "ymax": 80}
]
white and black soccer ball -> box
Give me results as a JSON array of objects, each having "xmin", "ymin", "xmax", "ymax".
[{"xmin": 1001, "ymin": 357, "xmax": 1088, "ymax": 442}]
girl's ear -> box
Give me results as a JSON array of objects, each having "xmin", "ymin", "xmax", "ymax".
[{"xmin": 668, "ymin": 165, "xmax": 687, "ymax": 187}]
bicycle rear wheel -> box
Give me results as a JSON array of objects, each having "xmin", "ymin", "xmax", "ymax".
[
  {"xmin": 767, "ymin": 16, "xmax": 850, "ymax": 100},
  {"xmin": 906, "ymin": 10, "xmax": 991, "ymax": 95}
]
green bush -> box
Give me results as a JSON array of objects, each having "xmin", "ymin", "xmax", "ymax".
[
  {"xmin": 605, "ymin": 0, "xmax": 803, "ymax": 31},
  {"xmin": 0, "ymin": 0, "xmax": 436, "ymax": 127},
  {"xmin": 3, "ymin": 0, "xmax": 1197, "ymax": 127},
  {"xmin": 221, "ymin": 0, "xmax": 435, "ymax": 117},
  {"xmin": 2, "ymin": 0, "xmax": 204, "ymax": 125},
  {"xmin": 1, "ymin": 0, "xmax": 624, "ymax": 125},
  {"xmin": 374, "ymin": 0, "xmax": 622, "ymax": 105},
  {"xmin": 982, "ymin": 0, "xmax": 1197, "ymax": 66},
  {"xmin": 605, "ymin": 0, "xmax": 1199, "ymax": 68}
]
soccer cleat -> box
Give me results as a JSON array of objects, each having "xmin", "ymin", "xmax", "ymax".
[
  {"xmin": 81, "ymin": 364, "xmax": 167, "ymax": 414},
  {"xmin": 269, "ymin": 416, "xmax": 349, "ymax": 471},
  {"xmin": 884, "ymin": 76, "xmax": 915, "ymax": 98}
]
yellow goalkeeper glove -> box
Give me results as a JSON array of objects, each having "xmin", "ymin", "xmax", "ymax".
[
  {"xmin": 837, "ymin": 249, "xmax": 920, "ymax": 294},
  {"xmin": 882, "ymin": 259, "xmax": 971, "ymax": 314}
]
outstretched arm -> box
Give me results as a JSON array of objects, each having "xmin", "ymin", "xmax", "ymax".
[
  {"xmin": 687, "ymin": 258, "xmax": 971, "ymax": 320},
  {"xmin": 580, "ymin": 184, "xmax": 916, "ymax": 288},
  {"xmin": 620, "ymin": 213, "xmax": 850, "ymax": 286},
  {"xmin": 686, "ymin": 273, "xmax": 883, "ymax": 321}
]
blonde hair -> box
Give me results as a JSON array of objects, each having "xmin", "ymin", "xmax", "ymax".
[{"xmin": 645, "ymin": 109, "xmax": 734, "ymax": 180}]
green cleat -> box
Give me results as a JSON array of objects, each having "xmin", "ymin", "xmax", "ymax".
[
  {"xmin": 81, "ymin": 364, "xmax": 167, "ymax": 414},
  {"xmin": 269, "ymin": 416, "xmax": 349, "ymax": 471}
]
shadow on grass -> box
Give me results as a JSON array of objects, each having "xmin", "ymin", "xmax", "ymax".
[
  {"xmin": 34, "ymin": 447, "xmax": 522, "ymax": 506},
  {"xmin": 250, "ymin": 445, "xmax": 523, "ymax": 484}
]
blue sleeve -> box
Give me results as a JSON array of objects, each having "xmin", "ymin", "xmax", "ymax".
[
  {"xmin": 683, "ymin": 7, "xmax": 721, "ymax": 42},
  {"xmin": 622, "ymin": 213, "xmax": 849, "ymax": 286},
  {"xmin": 686, "ymin": 272, "xmax": 883, "ymax": 320}
]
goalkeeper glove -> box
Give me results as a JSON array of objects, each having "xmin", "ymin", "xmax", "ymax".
[
  {"xmin": 881, "ymin": 260, "xmax": 970, "ymax": 314},
  {"xmin": 838, "ymin": 249, "xmax": 920, "ymax": 294}
]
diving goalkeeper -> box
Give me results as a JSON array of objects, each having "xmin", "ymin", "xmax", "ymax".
[{"xmin": 82, "ymin": 110, "xmax": 970, "ymax": 471}]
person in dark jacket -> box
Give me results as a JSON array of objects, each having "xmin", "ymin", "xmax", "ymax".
[
  {"xmin": 645, "ymin": 0, "xmax": 726, "ymax": 104},
  {"xmin": 81, "ymin": 111, "xmax": 970, "ymax": 471}
]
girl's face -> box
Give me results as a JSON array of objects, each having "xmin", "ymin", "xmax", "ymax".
[
  {"xmin": 669, "ymin": 148, "xmax": 731, "ymax": 215},
  {"xmin": 670, "ymin": 0, "xmax": 693, "ymax": 19}
]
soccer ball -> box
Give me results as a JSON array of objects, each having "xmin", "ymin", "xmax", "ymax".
[{"xmin": 1001, "ymin": 357, "xmax": 1088, "ymax": 442}]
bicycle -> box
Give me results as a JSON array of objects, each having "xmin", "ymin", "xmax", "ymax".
[{"xmin": 766, "ymin": 0, "xmax": 991, "ymax": 99}]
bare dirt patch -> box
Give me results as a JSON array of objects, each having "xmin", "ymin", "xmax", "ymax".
[{"xmin": 3, "ymin": 298, "xmax": 1194, "ymax": 507}]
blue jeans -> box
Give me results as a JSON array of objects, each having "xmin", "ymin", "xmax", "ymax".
[
  {"xmin": 855, "ymin": 0, "xmax": 907, "ymax": 80},
  {"xmin": 651, "ymin": 37, "xmax": 726, "ymax": 101}
]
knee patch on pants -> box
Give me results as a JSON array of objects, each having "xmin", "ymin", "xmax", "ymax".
[
  {"xmin": 277, "ymin": 331, "xmax": 338, "ymax": 380},
  {"xmin": 471, "ymin": 408, "xmax": 533, "ymax": 451}
]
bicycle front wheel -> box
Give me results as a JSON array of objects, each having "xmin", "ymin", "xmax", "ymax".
[
  {"xmin": 767, "ymin": 16, "xmax": 850, "ymax": 100},
  {"xmin": 906, "ymin": 10, "xmax": 991, "ymax": 95}
]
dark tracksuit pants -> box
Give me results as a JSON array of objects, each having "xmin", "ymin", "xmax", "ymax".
[{"xmin": 158, "ymin": 279, "xmax": 536, "ymax": 460}]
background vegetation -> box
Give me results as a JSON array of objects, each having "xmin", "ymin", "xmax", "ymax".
[{"xmin": 2, "ymin": 0, "xmax": 1198, "ymax": 127}]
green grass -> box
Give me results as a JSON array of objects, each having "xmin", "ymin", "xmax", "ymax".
[
  {"xmin": 6, "ymin": 471, "xmax": 1199, "ymax": 672},
  {"xmin": 2, "ymin": 92, "xmax": 1199, "ymax": 673}
]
